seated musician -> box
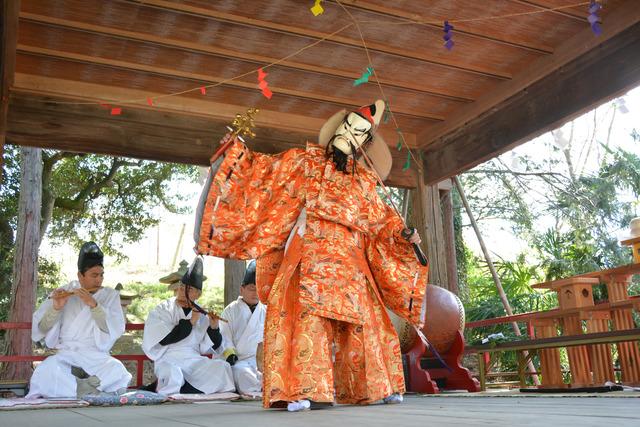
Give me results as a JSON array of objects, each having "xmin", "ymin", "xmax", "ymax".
[
  {"xmin": 142, "ymin": 257, "xmax": 234, "ymax": 395},
  {"xmin": 159, "ymin": 259, "xmax": 204, "ymax": 296},
  {"xmin": 218, "ymin": 260, "xmax": 265, "ymax": 396},
  {"xmin": 27, "ymin": 242, "xmax": 132, "ymax": 398}
]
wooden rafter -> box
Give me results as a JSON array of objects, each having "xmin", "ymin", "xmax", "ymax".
[
  {"xmin": 122, "ymin": 0, "xmax": 513, "ymax": 80},
  {"xmin": 421, "ymin": 0, "xmax": 640, "ymax": 184},
  {"xmin": 18, "ymin": 12, "xmax": 476, "ymax": 103},
  {"xmin": 6, "ymin": 0, "xmax": 638, "ymax": 190},
  {"xmin": 6, "ymin": 92, "xmax": 418, "ymax": 187},
  {"xmin": 336, "ymin": 0, "xmax": 556, "ymax": 53},
  {"xmin": 15, "ymin": 44, "xmax": 445, "ymax": 122}
]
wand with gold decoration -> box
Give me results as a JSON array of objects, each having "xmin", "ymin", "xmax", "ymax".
[{"xmin": 209, "ymin": 108, "xmax": 259, "ymax": 164}]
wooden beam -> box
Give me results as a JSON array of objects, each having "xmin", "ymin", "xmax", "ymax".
[
  {"xmin": 127, "ymin": 0, "xmax": 512, "ymax": 79},
  {"xmin": 6, "ymin": 93, "xmax": 418, "ymax": 188},
  {"xmin": 16, "ymin": 44, "xmax": 444, "ymax": 122},
  {"xmin": 421, "ymin": 0, "xmax": 640, "ymax": 148},
  {"xmin": 0, "ymin": 0, "xmax": 19, "ymax": 175},
  {"xmin": 18, "ymin": 11, "xmax": 474, "ymax": 103},
  {"xmin": 11, "ymin": 74, "xmax": 418, "ymax": 145},
  {"xmin": 421, "ymin": 1, "xmax": 640, "ymax": 184}
]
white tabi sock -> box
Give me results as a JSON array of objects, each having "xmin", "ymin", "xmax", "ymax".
[
  {"xmin": 287, "ymin": 399, "xmax": 311, "ymax": 412},
  {"xmin": 383, "ymin": 393, "xmax": 403, "ymax": 404}
]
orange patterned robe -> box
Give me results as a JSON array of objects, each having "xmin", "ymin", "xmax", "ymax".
[{"xmin": 197, "ymin": 138, "xmax": 428, "ymax": 407}]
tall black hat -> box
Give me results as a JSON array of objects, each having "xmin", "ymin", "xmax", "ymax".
[
  {"xmin": 181, "ymin": 257, "xmax": 204, "ymax": 290},
  {"xmin": 242, "ymin": 260, "xmax": 256, "ymax": 286},
  {"xmin": 78, "ymin": 242, "xmax": 104, "ymax": 273}
]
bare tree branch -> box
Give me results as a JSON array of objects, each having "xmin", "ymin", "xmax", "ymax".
[{"xmin": 463, "ymin": 169, "xmax": 565, "ymax": 178}]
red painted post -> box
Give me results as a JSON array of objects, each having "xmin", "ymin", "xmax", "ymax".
[{"xmin": 137, "ymin": 358, "xmax": 144, "ymax": 387}]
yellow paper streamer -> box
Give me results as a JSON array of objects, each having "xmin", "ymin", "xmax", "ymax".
[{"xmin": 310, "ymin": 0, "xmax": 324, "ymax": 16}]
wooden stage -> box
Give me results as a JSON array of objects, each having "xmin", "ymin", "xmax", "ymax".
[{"xmin": 1, "ymin": 393, "xmax": 639, "ymax": 427}]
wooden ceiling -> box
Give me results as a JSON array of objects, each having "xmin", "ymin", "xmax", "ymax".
[{"xmin": 2, "ymin": 0, "xmax": 640, "ymax": 187}]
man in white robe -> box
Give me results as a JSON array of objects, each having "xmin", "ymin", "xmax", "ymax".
[
  {"xmin": 27, "ymin": 242, "xmax": 132, "ymax": 398},
  {"xmin": 219, "ymin": 260, "xmax": 266, "ymax": 396},
  {"xmin": 143, "ymin": 257, "xmax": 234, "ymax": 395}
]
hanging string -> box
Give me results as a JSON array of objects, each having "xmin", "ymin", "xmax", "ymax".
[
  {"xmin": 39, "ymin": 0, "xmax": 597, "ymax": 157},
  {"xmin": 333, "ymin": 0, "xmax": 423, "ymax": 170},
  {"xmin": 44, "ymin": 22, "xmax": 354, "ymax": 105},
  {"xmin": 355, "ymin": 1, "xmax": 593, "ymax": 26},
  {"xmin": 331, "ymin": 0, "xmax": 596, "ymax": 167}
]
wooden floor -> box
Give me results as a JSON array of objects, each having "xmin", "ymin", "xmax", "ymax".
[{"xmin": 1, "ymin": 393, "xmax": 639, "ymax": 427}]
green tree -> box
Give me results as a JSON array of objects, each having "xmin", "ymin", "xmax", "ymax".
[
  {"xmin": 0, "ymin": 145, "xmax": 199, "ymax": 318},
  {"xmin": 459, "ymin": 126, "xmax": 638, "ymax": 281},
  {"xmin": 457, "ymin": 116, "xmax": 639, "ymax": 381}
]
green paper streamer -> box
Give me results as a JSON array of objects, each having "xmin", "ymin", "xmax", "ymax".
[
  {"xmin": 383, "ymin": 101, "xmax": 391, "ymax": 124},
  {"xmin": 353, "ymin": 66, "xmax": 373, "ymax": 86},
  {"xmin": 402, "ymin": 151, "xmax": 411, "ymax": 171},
  {"xmin": 396, "ymin": 128, "xmax": 404, "ymax": 151}
]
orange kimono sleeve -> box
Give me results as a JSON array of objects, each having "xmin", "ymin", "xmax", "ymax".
[
  {"xmin": 196, "ymin": 139, "xmax": 306, "ymax": 260},
  {"xmin": 366, "ymin": 193, "xmax": 429, "ymax": 328}
]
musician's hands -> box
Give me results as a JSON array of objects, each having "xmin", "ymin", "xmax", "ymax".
[
  {"xmin": 190, "ymin": 310, "xmax": 201, "ymax": 326},
  {"xmin": 51, "ymin": 288, "xmax": 72, "ymax": 310},
  {"xmin": 75, "ymin": 288, "xmax": 98, "ymax": 308},
  {"xmin": 226, "ymin": 353, "xmax": 238, "ymax": 366},
  {"xmin": 207, "ymin": 312, "xmax": 221, "ymax": 329}
]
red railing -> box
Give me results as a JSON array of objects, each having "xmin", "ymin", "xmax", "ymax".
[
  {"xmin": 464, "ymin": 296, "xmax": 640, "ymax": 331},
  {"xmin": 0, "ymin": 322, "xmax": 149, "ymax": 387}
]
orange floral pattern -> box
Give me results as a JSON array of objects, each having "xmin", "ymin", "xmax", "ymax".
[{"xmin": 197, "ymin": 137, "xmax": 428, "ymax": 407}]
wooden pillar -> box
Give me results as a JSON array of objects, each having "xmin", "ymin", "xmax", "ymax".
[
  {"xmin": 0, "ymin": 146, "xmax": 42, "ymax": 381},
  {"xmin": 585, "ymin": 312, "xmax": 615, "ymax": 384},
  {"xmin": 552, "ymin": 277, "xmax": 600, "ymax": 387},
  {"xmin": 0, "ymin": 0, "xmax": 20, "ymax": 181},
  {"xmin": 532, "ymin": 319, "xmax": 565, "ymax": 387},
  {"xmin": 561, "ymin": 314, "xmax": 593, "ymax": 386},
  {"xmin": 605, "ymin": 274, "xmax": 640, "ymax": 384},
  {"xmin": 440, "ymin": 180, "xmax": 458, "ymax": 294},
  {"xmin": 224, "ymin": 259, "xmax": 245, "ymax": 307},
  {"xmin": 412, "ymin": 167, "xmax": 447, "ymax": 287}
]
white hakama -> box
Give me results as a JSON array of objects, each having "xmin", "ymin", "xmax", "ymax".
[
  {"xmin": 27, "ymin": 281, "xmax": 131, "ymax": 398},
  {"xmin": 219, "ymin": 297, "xmax": 266, "ymax": 395},
  {"xmin": 142, "ymin": 297, "xmax": 234, "ymax": 395}
]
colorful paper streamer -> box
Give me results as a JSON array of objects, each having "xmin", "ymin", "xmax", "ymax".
[
  {"xmin": 396, "ymin": 128, "xmax": 404, "ymax": 151},
  {"xmin": 146, "ymin": 97, "xmax": 154, "ymax": 106},
  {"xmin": 310, "ymin": 0, "xmax": 324, "ymax": 17},
  {"xmin": 200, "ymin": 86, "xmax": 207, "ymax": 95},
  {"xmin": 257, "ymin": 68, "xmax": 273, "ymax": 99},
  {"xmin": 110, "ymin": 107, "xmax": 122, "ymax": 116},
  {"xmin": 402, "ymin": 150, "xmax": 411, "ymax": 171},
  {"xmin": 443, "ymin": 21, "xmax": 454, "ymax": 50},
  {"xmin": 353, "ymin": 66, "xmax": 373, "ymax": 87},
  {"xmin": 588, "ymin": 1, "xmax": 602, "ymax": 36},
  {"xmin": 383, "ymin": 101, "xmax": 391, "ymax": 124}
]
